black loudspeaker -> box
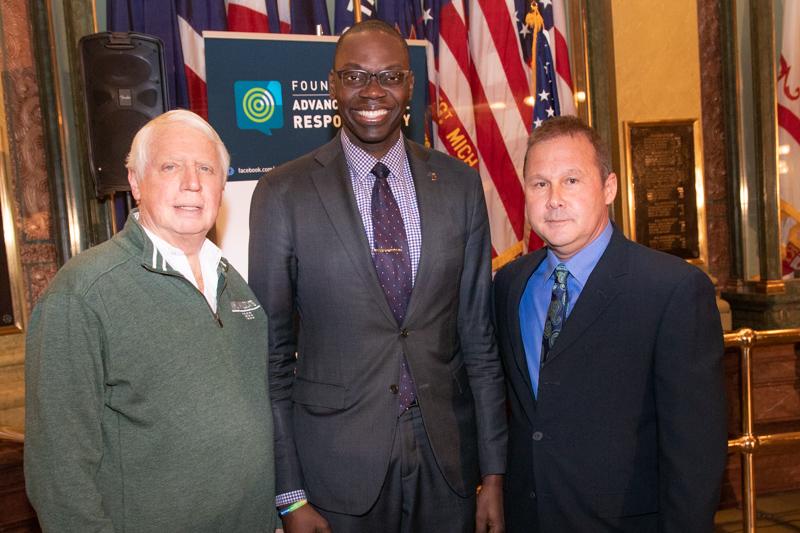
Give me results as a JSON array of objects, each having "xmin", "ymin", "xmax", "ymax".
[{"xmin": 79, "ymin": 32, "xmax": 168, "ymax": 197}]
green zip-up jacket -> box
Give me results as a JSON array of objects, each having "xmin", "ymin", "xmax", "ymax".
[{"xmin": 25, "ymin": 213, "xmax": 276, "ymax": 533}]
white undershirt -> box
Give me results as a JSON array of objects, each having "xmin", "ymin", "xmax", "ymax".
[{"xmin": 138, "ymin": 220, "xmax": 223, "ymax": 311}]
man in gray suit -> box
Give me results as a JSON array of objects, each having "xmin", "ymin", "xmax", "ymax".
[{"xmin": 248, "ymin": 20, "xmax": 506, "ymax": 533}]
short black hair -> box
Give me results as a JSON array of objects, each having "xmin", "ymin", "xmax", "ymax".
[{"xmin": 333, "ymin": 19, "xmax": 410, "ymax": 67}]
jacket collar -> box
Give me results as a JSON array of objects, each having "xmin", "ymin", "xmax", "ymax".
[
  {"xmin": 115, "ymin": 210, "xmax": 230, "ymax": 278},
  {"xmin": 505, "ymin": 224, "xmax": 628, "ymax": 419},
  {"xmin": 540, "ymin": 224, "xmax": 628, "ymax": 365}
]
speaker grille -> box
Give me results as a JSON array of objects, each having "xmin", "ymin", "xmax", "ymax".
[
  {"xmin": 80, "ymin": 32, "xmax": 168, "ymax": 197},
  {"xmin": 93, "ymin": 53, "xmax": 152, "ymax": 87}
]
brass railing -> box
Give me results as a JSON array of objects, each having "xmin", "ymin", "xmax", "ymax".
[
  {"xmin": 725, "ymin": 327, "xmax": 800, "ymax": 533},
  {"xmin": 3, "ymin": 329, "xmax": 800, "ymax": 530}
]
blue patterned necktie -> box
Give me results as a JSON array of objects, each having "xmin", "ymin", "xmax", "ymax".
[
  {"xmin": 541, "ymin": 264, "xmax": 569, "ymax": 363},
  {"xmin": 370, "ymin": 162, "xmax": 416, "ymax": 412}
]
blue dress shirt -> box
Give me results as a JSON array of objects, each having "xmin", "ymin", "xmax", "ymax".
[{"xmin": 519, "ymin": 223, "xmax": 613, "ymax": 397}]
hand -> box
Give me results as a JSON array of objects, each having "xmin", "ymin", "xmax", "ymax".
[
  {"xmin": 475, "ymin": 474, "xmax": 505, "ymax": 533},
  {"xmin": 281, "ymin": 504, "xmax": 332, "ymax": 533}
]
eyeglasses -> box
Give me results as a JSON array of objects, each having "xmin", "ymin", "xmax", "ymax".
[{"xmin": 334, "ymin": 69, "xmax": 411, "ymax": 88}]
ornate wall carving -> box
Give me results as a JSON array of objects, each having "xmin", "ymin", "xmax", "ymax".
[
  {"xmin": 0, "ymin": 0, "xmax": 59, "ymax": 313},
  {"xmin": 0, "ymin": 0, "xmax": 60, "ymax": 432}
]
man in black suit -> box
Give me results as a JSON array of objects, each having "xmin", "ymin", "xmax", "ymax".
[
  {"xmin": 248, "ymin": 20, "xmax": 506, "ymax": 533},
  {"xmin": 493, "ymin": 116, "xmax": 727, "ymax": 532}
]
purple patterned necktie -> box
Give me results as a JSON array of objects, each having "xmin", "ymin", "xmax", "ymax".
[{"xmin": 370, "ymin": 162, "xmax": 416, "ymax": 412}]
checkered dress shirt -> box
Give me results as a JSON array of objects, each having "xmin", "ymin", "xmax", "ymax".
[
  {"xmin": 273, "ymin": 133, "xmax": 423, "ymax": 509},
  {"xmin": 341, "ymin": 132, "xmax": 422, "ymax": 283}
]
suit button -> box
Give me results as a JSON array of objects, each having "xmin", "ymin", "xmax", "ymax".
[
  {"xmin": 532, "ymin": 431, "xmax": 543, "ymax": 441},
  {"xmin": 390, "ymin": 384, "xmax": 399, "ymax": 394},
  {"xmin": 400, "ymin": 329, "xmax": 409, "ymax": 337},
  {"xmin": 529, "ymin": 491, "xmax": 537, "ymax": 499}
]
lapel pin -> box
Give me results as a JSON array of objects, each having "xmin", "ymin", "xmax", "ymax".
[{"xmin": 430, "ymin": 171, "xmax": 438, "ymax": 182}]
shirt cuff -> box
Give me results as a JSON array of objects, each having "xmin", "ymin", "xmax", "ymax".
[{"xmin": 275, "ymin": 490, "xmax": 307, "ymax": 507}]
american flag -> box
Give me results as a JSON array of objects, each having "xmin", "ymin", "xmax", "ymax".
[
  {"xmin": 334, "ymin": 0, "xmax": 376, "ymax": 34},
  {"xmin": 106, "ymin": 0, "xmax": 574, "ymax": 268},
  {"xmin": 523, "ymin": 1, "xmax": 561, "ymax": 128},
  {"xmin": 421, "ymin": 0, "xmax": 574, "ymax": 266},
  {"xmin": 518, "ymin": 0, "xmax": 575, "ymax": 120},
  {"xmin": 226, "ymin": 0, "xmax": 290, "ymax": 33},
  {"xmin": 226, "ymin": 0, "xmax": 269, "ymax": 32},
  {"xmin": 378, "ymin": 0, "xmax": 423, "ymax": 39},
  {"xmin": 174, "ymin": 1, "xmax": 227, "ymax": 120}
]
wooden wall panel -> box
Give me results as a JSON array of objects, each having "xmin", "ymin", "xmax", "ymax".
[{"xmin": 0, "ymin": 440, "xmax": 40, "ymax": 532}]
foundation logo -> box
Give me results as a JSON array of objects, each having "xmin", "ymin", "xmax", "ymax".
[{"xmin": 234, "ymin": 81, "xmax": 284, "ymax": 136}]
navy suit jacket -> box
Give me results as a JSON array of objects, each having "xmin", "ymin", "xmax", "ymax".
[
  {"xmin": 493, "ymin": 227, "xmax": 727, "ymax": 532},
  {"xmin": 249, "ymin": 136, "xmax": 507, "ymax": 514}
]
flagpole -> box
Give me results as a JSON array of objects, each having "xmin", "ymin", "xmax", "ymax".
[{"xmin": 354, "ymin": 1, "xmax": 362, "ymax": 23}]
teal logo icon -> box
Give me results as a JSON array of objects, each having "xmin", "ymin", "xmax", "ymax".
[{"xmin": 235, "ymin": 81, "xmax": 283, "ymax": 135}]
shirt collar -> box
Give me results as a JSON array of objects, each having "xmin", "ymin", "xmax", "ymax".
[
  {"xmin": 543, "ymin": 221, "xmax": 613, "ymax": 286},
  {"xmin": 340, "ymin": 130, "xmax": 407, "ymax": 184},
  {"xmin": 133, "ymin": 211, "xmax": 223, "ymax": 274}
]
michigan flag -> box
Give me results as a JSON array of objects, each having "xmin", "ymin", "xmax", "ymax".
[{"xmin": 779, "ymin": 0, "xmax": 800, "ymax": 275}]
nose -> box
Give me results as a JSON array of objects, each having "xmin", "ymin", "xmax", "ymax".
[
  {"xmin": 180, "ymin": 165, "xmax": 201, "ymax": 191},
  {"xmin": 546, "ymin": 184, "xmax": 565, "ymax": 209},
  {"xmin": 359, "ymin": 75, "xmax": 386, "ymax": 98}
]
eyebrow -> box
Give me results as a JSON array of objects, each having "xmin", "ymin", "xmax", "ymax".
[
  {"xmin": 158, "ymin": 157, "xmax": 217, "ymax": 166},
  {"xmin": 525, "ymin": 168, "xmax": 586, "ymax": 180},
  {"xmin": 336, "ymin": 62, "xmax": 408, "ymax": 70},
  {"xmin": 560, "ymin": 168, "xmax": 585, "ymax": 176}
]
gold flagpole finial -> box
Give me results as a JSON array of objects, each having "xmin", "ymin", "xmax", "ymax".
[
  {"xmin": 354, "ymin": 1, "xmax": 362, "ymax": 23},
  {"xmin": 525, "ymin": 2, "xmax": 545, "ymax": 102}
]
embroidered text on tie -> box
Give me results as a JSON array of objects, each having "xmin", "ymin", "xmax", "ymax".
[
  {"xmin": 542, "ymin": 264, "xmax": 569, "ymax": 363},
  {"xmin": 370, "ymin": 162, "xmax": 416, "ymax": 412}
]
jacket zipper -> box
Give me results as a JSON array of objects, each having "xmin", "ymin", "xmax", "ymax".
[{"xmin": 143, "ymin": 265, "xmax": 226, "ymax": 328}]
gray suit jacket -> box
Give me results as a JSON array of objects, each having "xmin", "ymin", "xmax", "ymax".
[{"xmin": 248, "ymin": 135, "xmax": 507, "ymax": 514}]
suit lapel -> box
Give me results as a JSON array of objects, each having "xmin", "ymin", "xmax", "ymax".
[
  {"xmin": 543, "ymin": 227, "xmax": 628, "ymax": 364},
  {"xmin": 309, "ymin": 138, "xmax": 397, "ymax": 325},
  {"xmin": 401, "ymin": 142, "xmax": 436, "ymax": 325},
  {"xmin": 507, "ymin": 250, "xmax": 544, "ymax": 421}
]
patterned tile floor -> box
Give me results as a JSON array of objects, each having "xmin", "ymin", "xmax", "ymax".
[{"xmin": 716, "ymin": 492, "xmax": 800, "ymax": 532}]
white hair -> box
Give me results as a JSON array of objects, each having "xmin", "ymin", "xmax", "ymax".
[{"xmin": 125, "ymin": 109, "xmax": 230, "ymax": 180}]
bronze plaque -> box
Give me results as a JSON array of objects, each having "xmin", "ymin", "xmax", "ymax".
[{"xmin": 628, "ymin": 121, "xmax": 700, "ymax": 259}]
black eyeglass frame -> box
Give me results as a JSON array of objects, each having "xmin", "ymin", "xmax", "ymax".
[{"xmin": 333, "ymin": 69, "xmax": 412, "ymax": 88}]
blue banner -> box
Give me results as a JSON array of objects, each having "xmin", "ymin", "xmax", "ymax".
[{"xmin": 205, "ymin": 33, "xmax": 430, "ymax": 182}]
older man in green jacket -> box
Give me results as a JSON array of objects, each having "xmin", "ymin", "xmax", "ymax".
[{"xmin": 24, "ymin": 110, "xmax": 276, "ymax": 532}]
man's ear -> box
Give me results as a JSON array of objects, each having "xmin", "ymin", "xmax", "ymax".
[
  {"xmin": 128, "ymin": 169, "xmax": 141, "ymax": 202},
  {"xmin": 603, "ymin": 172, "xmax": 618, "ymax": 205}
]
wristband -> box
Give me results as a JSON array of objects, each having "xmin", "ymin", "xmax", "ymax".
[{"xmin": 279, "ymin": 499, "xmax": 308, "ymax": 516}]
